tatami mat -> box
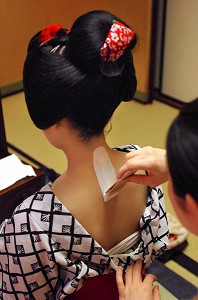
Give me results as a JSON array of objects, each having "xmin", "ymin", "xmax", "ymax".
[{"xmin": 2, "ymin": 92, "xmax": 198, "ymax": 298}]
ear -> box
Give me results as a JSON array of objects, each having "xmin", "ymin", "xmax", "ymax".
[
  {"xmin": 52, "ymin": 121, "xmax": 62, "ymax": 129},
  {"xmin": 51, "ymin": 123, "xmax": 59, "ymax": 130},
  {"xmin": 56, "ymin": 118, "xmax": 71, "ymax": 130},
  {"xmin": 48, "ymin": 120, "xmax": 66, "ymax": 133},
  {"xmin": 185, "ymin": 193, "xmax": 198, "ymax": 213},
  {"xmin": 184, "ymin": 194, "xmax": 198, "ymax": 235},
  {"xmin": 46, "ymin": 123, "xmax": 59, "ymax": 135}
]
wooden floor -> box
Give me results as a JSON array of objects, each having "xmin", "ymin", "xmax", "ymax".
[{"xmin": 2, "ymin": 92, "xmax": 198, "ymax": 299}]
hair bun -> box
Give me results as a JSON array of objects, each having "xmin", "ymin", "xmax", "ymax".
[{"xmin": 68, "ymin": 10, "xmax": 136, "ymax": 76}]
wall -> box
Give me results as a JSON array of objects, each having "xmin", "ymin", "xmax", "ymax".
[
  {"xmin": 161, "ymin": 0, "xmax": 198, "ymax": 102},
  {"xmin": 0, "ymin": 0, "xmax": 152, "ymax": 97}
]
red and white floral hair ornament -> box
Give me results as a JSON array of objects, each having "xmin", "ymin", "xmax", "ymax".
[
  {"xmin": 38, "ymin": 24, "xmax": 66, "ymax": 44},
  {"xmin": 100, "ymin": 20, "xmax": 135, "ymax": 62}
]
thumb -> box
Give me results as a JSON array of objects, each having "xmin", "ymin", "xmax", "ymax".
[{"xmin": 153, "ymin": 285, "xmax": 161, "ymax": 300}]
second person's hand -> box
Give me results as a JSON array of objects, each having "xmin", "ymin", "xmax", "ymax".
[
  {"xmin": 117, "ymin": 146, "xmax": 168, "ymax": 187},
  {"xmin": 116, "ymin": 259, "xmax": 161, "ymax": 300}
]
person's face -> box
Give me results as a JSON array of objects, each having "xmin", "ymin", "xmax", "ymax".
[{"xmin": 167, "ymin": 159, "xmax": 198, "ymax": 236}]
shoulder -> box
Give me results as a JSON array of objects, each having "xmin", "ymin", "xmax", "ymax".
[
  {"xmin": 0, "ymin": 184, "xmax": 54, "ymax": 233},
  {"xmin": 18, "ymin": 183, "xmax": 55, "ymax": 214}
]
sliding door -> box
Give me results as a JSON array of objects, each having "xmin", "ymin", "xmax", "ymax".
[{"xmin": 152, "ymin": 0, "xmax": 198, "ymax": 107}]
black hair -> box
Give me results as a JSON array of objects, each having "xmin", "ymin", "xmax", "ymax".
[
  {"xmin": 23, "ymin": 10, "xmax": 137, "ymax": 140},
  {"xmin": 167, "ymin": 98, "xmax": 198, "ymax": 203}
]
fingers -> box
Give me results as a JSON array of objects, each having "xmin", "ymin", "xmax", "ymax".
[
  {"xmin": 153, "ymin": 285, "xmax": 161, "ymax": 300},
  {"xmin": 124, "ymin": 265, "xmax": 133, "ymax": 286},
  {"xmin": 116, "ymin": 262, "xmax": 161, "ymax": 300},
  {"xmin": 117, "ymin": 164, "xmax": 136, "ymax": 179},
  {"xmin": 124, "ymin": 174, "xmax": 154, "ymax": 186},
  {"xmin": 144, "ymin": 273, "xmax": 157, "ymax": 285},
  {"xmin": 117, "ymin": 149, "xmax": 154, "ymax": 179},
  {"xmin": 117, "ymin": 146, "xmax": 168, "ymax": 186},
  {"xmin": 117, "ymin": 146, "xmax": 167, "ymax": 179},
  {"xmin": 116, "ymin": 266, "xmax": 125, "ymax": 296},
  {"xmin": 117, "ymin": 159, "xmax": 149, "ymax": 179},
  {"xmin": 124, "ymin": 146, "xmax": 155, "ymax": 162},
  {"xmin": 132, "ymin": 259, "xmax": 142, "ymax": 283},
  {"xmin": 116, "ymin": 262, "xmax": 142, "ymax": 294}
]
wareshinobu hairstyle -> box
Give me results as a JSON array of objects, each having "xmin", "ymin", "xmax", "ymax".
[
  {"xmin": 23, "ymin": 10, "xmax": 137, "ymax": 140},
  {"xmin": 167, "ymin": 98, "xmax": 198, "ymax": 203}
]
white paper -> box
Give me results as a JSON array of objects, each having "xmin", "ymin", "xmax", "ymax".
[
  {"xmin": 93, "ymin": 146, "xmax": 118, "ymax": 202},
  {"xmin": 93, "ymin": 147, "xmax": 135, "ymax": 202},
  {"xmin": 0, "ymin": 154, "xmax": 36, "ymax": 191}
]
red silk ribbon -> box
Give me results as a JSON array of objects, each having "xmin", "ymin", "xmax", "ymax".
[
  {"xmin": 100, "ymin": 20, "xmax": 135, "ymax": 62},
  {"xmin": 38, "ymin": 24, "xmax": 63, "ymax": 44}
]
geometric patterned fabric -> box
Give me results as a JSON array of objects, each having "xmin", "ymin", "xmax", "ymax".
[{"xmin": 0, "ymin": 144, "xmax": 169, "ymax": 299}]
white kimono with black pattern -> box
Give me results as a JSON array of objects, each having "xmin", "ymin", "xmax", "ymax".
[{"xmin": 0, "ymin": 144, "xmax": 169, "ymax": 299}]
